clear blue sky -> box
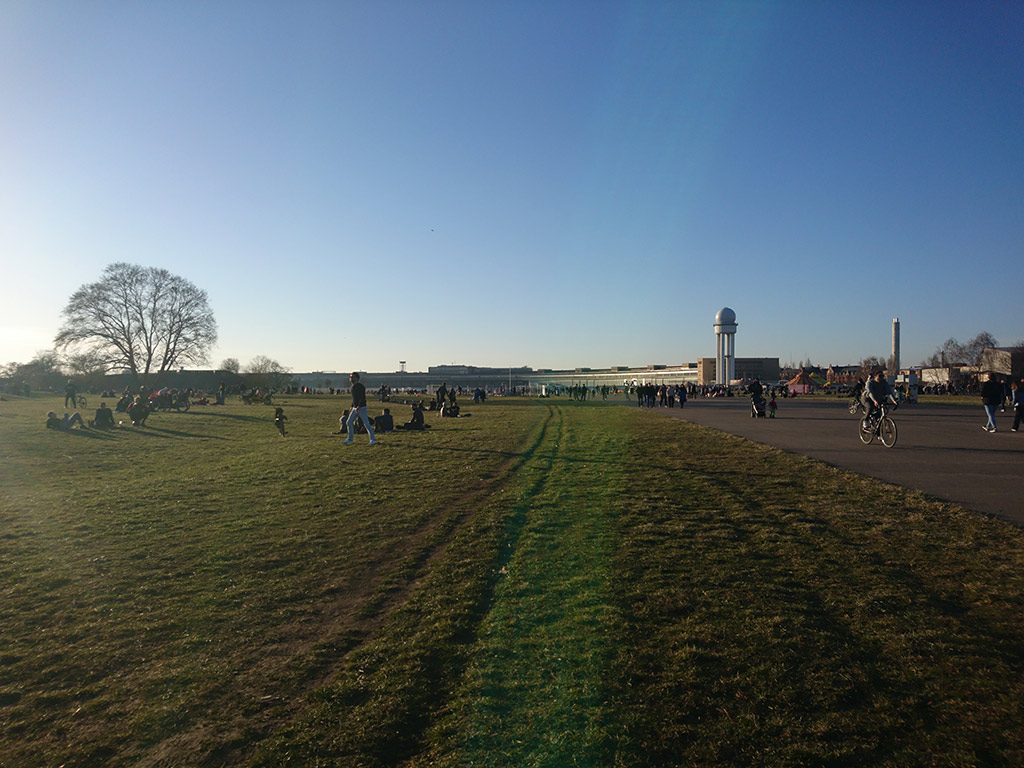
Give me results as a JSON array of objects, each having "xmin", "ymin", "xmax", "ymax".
[{"xmin": 2, "ymin": 1, "xmax": 1021, "ymax": 373}]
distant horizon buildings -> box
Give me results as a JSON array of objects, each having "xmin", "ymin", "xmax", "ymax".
[
  {"xmin": 290, "ymin": 306, "xmax": 780, "ymax": 390},
  {"xmin": 289, "ymin": 357, "xmax": 782, "ymax": 391}
]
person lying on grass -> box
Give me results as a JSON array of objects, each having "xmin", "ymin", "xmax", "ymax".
[{"xmin": 46, "ymin": 411, "xmax": 86, "ymax": 430}]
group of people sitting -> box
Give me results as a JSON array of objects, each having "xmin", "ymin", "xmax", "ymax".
[
  {"xmin": 46, "ymin": 394, "xmax": 153, "ymax": 431},
  {"xmin": 46, "ymin": 394, "xmax": 462, "ymax": 436},
  {"xmin": 336, "ymin": 401, "xmax": 436, "ymax": 436}
]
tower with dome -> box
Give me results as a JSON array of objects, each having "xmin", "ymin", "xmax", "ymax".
[{"xmin": 714, "ymin": 307, "xmax": 738, "ymax": 385}]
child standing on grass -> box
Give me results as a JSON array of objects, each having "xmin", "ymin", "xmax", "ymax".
[{"xmin": 274, "ymin": 407, "xmax": 288, "ymax": 437}]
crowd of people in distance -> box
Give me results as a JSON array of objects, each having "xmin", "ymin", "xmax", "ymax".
[{"xmin": 634, "ymin": 383, "xmax": 688, "ymax": 408}]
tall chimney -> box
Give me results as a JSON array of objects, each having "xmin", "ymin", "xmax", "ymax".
[{"xmin": 891, "ymin": 317, "xmax": 901, "ymax": 373}]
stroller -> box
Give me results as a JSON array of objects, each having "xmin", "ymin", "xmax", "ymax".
[{"xmin": 750, "ymin": 394, "xmax": 767, "ymax": 418}]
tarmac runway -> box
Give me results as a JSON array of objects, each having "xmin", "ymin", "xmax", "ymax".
[{"xmin": 652, "ymin": 397, "xmax": 1024, "ymax": 526}]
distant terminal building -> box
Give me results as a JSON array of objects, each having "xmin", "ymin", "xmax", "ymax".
[
  {"xmin": 294, "ymin": 364, "xmax": 706, "ymax": 393},
  {"xmin": 696, "ymin": 357, "xmax": 781, "ymax": 386},
  {"xmin": 291, "ymin": 366, "xmax": 535, "ymax": 392},
  {"xmin": 525, "ymin": 364, "xmax": 700, "ymax": 391},
  {"xmin": 289, "ymin": 308, "xmax": 780, "ymax": 393}
]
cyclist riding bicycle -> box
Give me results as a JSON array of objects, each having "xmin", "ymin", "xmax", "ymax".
[
  {"xmin": 863, "ymin": 371, "xmax": 896, "ymax": 427},
  {"xmin": 850, "ymin": 378, "xmax": 865, "ymax": 401}
]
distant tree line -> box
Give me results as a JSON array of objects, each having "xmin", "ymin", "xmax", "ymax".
[
  {"xmin": 920, "ymin": 332, "xmax": 1017, "ymax": 368},
  {"xmin": 1, "ymin": 350, "xmax": 294, "ymax": 394}
]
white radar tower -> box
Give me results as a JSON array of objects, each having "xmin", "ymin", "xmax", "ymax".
[{"xmin": 714, "ymin": 307, "xmax": 737, "ymax": 385}]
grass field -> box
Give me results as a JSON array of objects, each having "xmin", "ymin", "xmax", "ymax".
[{"xmin": 2, "ymin": 394, "xmax": 1023, "ymax": 767}]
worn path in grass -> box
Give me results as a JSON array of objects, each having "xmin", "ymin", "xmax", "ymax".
[
  {"xmin": 661, "ymin": 398, "xmax": 1024, "ymax": 524},
  {"xmin": 5, "ymin": 395, "xmax": 1024, "ymax": 766}
]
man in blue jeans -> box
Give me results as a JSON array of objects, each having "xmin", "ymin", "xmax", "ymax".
[
  {"xmin": 980, "ymin": 375, "xmax": 1003, "ymax": 433},
  {"xmin": 342, "ymin": 372, "xmax": 376, "ymax": 445}
]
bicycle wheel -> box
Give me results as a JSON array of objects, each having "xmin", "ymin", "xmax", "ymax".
[
  {"xmin": 77, "ymin": 395, "xmax": 87, "ymax": 409},
  {"xmin": 880, "ymin": 417, "xmax": 897, "ymax": 448},
  {"xmin": 848, "ymin": 399, "xmax": 860, "ymax": 415},
  {"xmin": 859, "ymin": 420, "xmax": 874, "ymax": 444}
]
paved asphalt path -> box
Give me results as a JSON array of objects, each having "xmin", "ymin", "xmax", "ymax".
[{"xmin": 651, "ymin": 398, "xmax": 1024, "ymax": 526}]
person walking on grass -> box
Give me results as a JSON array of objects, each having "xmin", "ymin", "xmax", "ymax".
[{"xmin": 342, "ymin": 372, "xmax": 376, "ymax": 445}]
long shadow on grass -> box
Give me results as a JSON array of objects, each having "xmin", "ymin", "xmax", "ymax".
[
  {"xmin": 64, "ymin": 428, "xmax": 117, "ymax": 441},
  {"xmin": 196, "ymin": 411, "xmax": 268, "ymax": 424},
  {"xmin": 128, "ymin": 426, "xmax": 228, "ymax": 440}
]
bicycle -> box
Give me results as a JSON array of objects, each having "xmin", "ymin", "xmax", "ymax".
[
  {"xmin": 77, "ymin": 394, "xmax": 87, "ymax": 409},
  {"xmin": 859, "ymin": 402, "xmax": 897, "ymax": 447},
  {"xmin": 848, "ymin": 397, "xmax": 865, "ymax": 415}
]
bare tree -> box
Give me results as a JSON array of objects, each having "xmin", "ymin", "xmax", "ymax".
[
  {"xmin": 964, "ymin": 332, "xmax": 998, "ymax": 366},
  {"xmin": 64, "ymin": 349, "xmax": 109, "ymax": 391},
  {"xmin": 219, "ymin": 357, "xmax": 241, "ymax": 375},
  {"xmin": 55, "ymin": 263, "xmax": 216, "ymax": 387},
  {"xmin": 244, "ymin": 355, "xmax": 291, "ymax": 390},
  {"xmin": 858, "ymin": 356, "xmax": 887, "ymax": 379},
  {"xmin": 923, "ymin": 338, "xmax": 965, "ymax": 367},
  {"xmin": 922, "ymin": 333, "xmax": 998, "ymax": 368}
]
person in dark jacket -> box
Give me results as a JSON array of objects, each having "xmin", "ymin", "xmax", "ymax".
[
  {"xmin": 374, "ymin": 408, "xmax": 395, "ymax": 433},
  {"xmin": 397, "ymin": 402, "xmax": 430, "ymax": 430},
  {"xmin": 92, "ymin": 402, "xmax": 115, "ymax": 429},
  {"xmin": 864, "ymin": 371, "xmax": 895, "ymax": 425},
  {"xmin": 1011, "ymin": 379, "xmax": 1023, "ymax": 432},
  {"xmin": 981, "ymin": 375, "xmax": 1003, "ymax": 432},
  {"xmin": 342, "ymin": 372, "xmax": 376, "ymax": 445}
]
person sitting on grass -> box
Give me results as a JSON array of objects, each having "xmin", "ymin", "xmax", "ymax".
[
  {"xmin": 441, "ymin": 401, "xmax": 470, "ymax": 418},
  {"xmin": 396, "ymin": 402, "xmax": 431, "ymax": 430},
  {"xmin": 92, "ymin": 402, "xmax": 116, "ymax": 429},
  {"xmin": 127, "ymin": 396, "xmax": 150, "ymax": 427},
  {"xmin": 374, "ymin": 408, "xmax": 395, "ymax": 433}
]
